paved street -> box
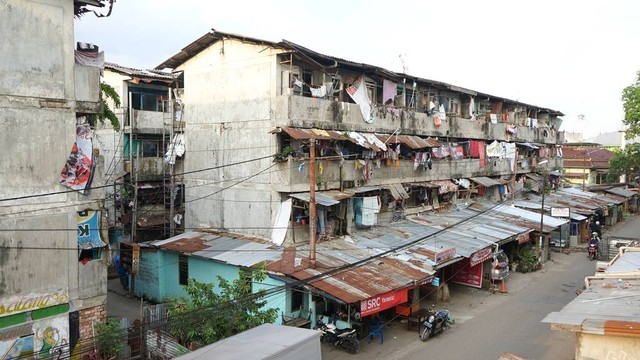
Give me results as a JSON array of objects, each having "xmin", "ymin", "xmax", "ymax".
[{"xmin": 323, "ymin": 214, "xmax": 639, "ymax": 360}]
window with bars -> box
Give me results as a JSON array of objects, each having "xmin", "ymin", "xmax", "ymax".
[{"xmin": 178, "ymin": 255, "xmax": 188, "ymax": 286}]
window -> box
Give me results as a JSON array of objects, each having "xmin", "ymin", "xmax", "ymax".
[
  {"xmin": 142, "ymin": 139, "xmax": 160, "ymax": 157},
  {"xmin": 79, "ymin": 248, "xmax": 102, "ymax": 263},
  {"xmin": 129, "ymin": 87, "xmax": 167, "ymax": 112},
  {"xmin": 178, "ymin": 255, "xmax": 188, "ymax": 286},
  {"xmin": 291, "ymin": 287, "xmax": 303, "ymax": 311}
]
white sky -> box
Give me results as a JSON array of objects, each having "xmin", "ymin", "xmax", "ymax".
[{"xmin": 75, "ymin": 0, "xmax": 640, "ymax": 139}]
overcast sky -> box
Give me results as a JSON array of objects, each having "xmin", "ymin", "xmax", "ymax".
[{"xmin": 75, "ymin": 0, "xmax": 640, "ymax": 139}]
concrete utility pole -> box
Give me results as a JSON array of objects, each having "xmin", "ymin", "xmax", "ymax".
[{"xmin": 309, "ymin": 139, "xmax": 317, "ymax": 268}]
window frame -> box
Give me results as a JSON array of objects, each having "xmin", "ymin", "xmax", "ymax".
[{"xmin": 178, "ymin": 254, "xmax": 189, "ymax": 286}]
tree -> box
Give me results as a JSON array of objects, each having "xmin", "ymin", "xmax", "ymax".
[
  {"xmin": 94, "ymin": 318, "xmax": 125, "ymax": 359},
  {"xmin": 607, "ymin": 143, "xmax": 640, "ymax": 182},
  {"xmin": 622, "ymin": 70, "xmax": 640, "ymax": 139},
  {"xmin": 89, "ymin": 82, "xmax": 121, "ymax": 131},
  {"xmin": 167, "ymin": 264, "xmax": 278, "ymax": 347}
]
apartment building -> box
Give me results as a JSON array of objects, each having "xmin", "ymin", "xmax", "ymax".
[{"xmin": 0, "ymin": 1, "xmax": 111, "ymax": 358}]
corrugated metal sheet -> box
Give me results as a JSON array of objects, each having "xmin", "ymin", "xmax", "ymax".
[
  {"xmin": 289, "ymin": 192, "xmax": 341, "ymax": 206},
  {"xmin": 343, "ymin": 186, "xmax": 381, "ymax": 194},
  {"xmin": 470, "ymin": 177, "xmax": 501, "ymax": 187},
  {"xmin": 382, "ymin": 183, "xmax": 409, "ymax": 200},
  {"xmin": 604, "ymin": 187, "xmax": 637, "ymax": 198},
  {"xmin": 106, "ymin": 62, "xmax": 175, "ymax": 81},
  {"xmin": 272, "ymin": 127, "xmax": 348, "ymax": 141},
  {"xmin": 376, "ymin": 134, "xmax": 442, "ymax": 149},
  {"xmin": 430, "ymin": 180, "xmax": 459, "ymax": 194},
  {"xmin": 147, "ymin": 231, "xmax": 282, "ymax": 268}
]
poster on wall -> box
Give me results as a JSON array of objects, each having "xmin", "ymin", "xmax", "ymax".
[
  {"xmin": 77, "ymin": 210, "xmax": 106, "ymax": 249},
  {"xmin": 60, "ymin": 124, "xmax": 94, "ymax": 193},
  {"xmin": 451, "ymin": 257, "xmax": 483, "ymax": 288}
]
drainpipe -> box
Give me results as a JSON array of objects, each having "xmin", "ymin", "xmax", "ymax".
[{"xmin": 309, "ymin": 139, "xmax": 317, "ymax": 268}]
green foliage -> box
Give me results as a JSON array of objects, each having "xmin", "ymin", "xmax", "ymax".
[
  {"xmin": 607, "ymin": 144, "xmax": 640, "ymax": 182},
  {"xmin": 509, "ymin": 246, "xmax": 538, "ymax": 274},
  {"xmin": 95, "ymin": 318, "xmax": 124, "ymax": 359},
  {"xmin": 89, "ymin": 82, "xmax": 121, "ymax": 131},
  {"xmin": 168, "ymin": 264, "xmax": 278, "ymax": 347},
  {"xmin": 622, "ymin": 70, "xmax": 640, "ymax": 139},
  {"xmin": 274, "ymin": 146, "xmax": 294, "ymax": 161}
]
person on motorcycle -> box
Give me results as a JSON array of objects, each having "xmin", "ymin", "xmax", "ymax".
[
  {"xmin": 589, "ymin": 220, "xmax": 602, "ymax": 238},
  {"xmin": 588, "ymin": 232, "xmax": 600, "ymax": 260}
]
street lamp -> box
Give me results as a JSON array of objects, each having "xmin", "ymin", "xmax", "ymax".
[{"xmin": 537, "ymin": 159, "xmax": 549, "ymax": 261}]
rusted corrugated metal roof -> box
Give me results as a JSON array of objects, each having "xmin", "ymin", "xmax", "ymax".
[
  {"xmin": 148, "ymin": 231, "xmax": 282, "ymax": 268},
  {"xmin": 270, "ymin": 127, "xmax": 348, "ymax": 141},
  {"xmin": 470, "ymin": 177, "xmax": 501, "ymax": 187},
  {"xmin": 605, "ymin": 187, "xmax": 637, "ymax": 198},
  {"xmin": 376, "ymin": 134, "xmax": 442, "ymax": 149},
  {"xmin": 106, "ymin": 62, "xmax": 175, "ymax": 81}
]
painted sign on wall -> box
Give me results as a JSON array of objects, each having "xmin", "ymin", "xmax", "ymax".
[
  {"xmin": 451, "ymin": 258, "xmax": 483, "ymax": 288},
  {"xmin": 33, "ymin": 315, "xmax": 69, "ymax": 359},
  {"xmin": 77, "ymin": 210, "xmax": 106, "ymax": 249},
  {"xmin": 360, "ymin": 288, "xmax": 408, "ymax": 317},
  {"xmin": 0, "ymin": 290, "xmax": 68, "ymax": 318},
  {"xmin": 0, "ymin": 335, "xmax": 34, "ymax": 359}
]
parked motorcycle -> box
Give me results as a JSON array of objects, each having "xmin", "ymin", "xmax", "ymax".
[
  {"xmin": 588, "ymin": 232, "xmax": 600, "ymax": 261},
  {"xmin": 315, "ymin": 319, "xmax": 359, "ymax": 353},
  {"xmin": 419, "ymin": 307, "xmax": 450, "ymax": 341}
]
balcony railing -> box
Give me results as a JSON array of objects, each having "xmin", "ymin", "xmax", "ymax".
[{"xmin": 284, "ymin": 96, "xmax": 559, "ymax": 145}]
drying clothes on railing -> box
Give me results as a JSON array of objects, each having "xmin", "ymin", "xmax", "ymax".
[
  {"xmin": 451, "ymin": 146, "xmax": 464, "ymax": 160},
  {"xmin": 346, "ymin": 76, "xmax": 373, "ymax": 124},
  {"xmin": 486, "ymin": 140, "xmax": 503, "ymax": 157},
  {"xmin": 506, "ymin": 124, "xmax": 518, "ymax": 135}
]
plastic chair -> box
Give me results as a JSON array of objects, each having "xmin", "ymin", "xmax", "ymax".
[{"xmin": 367, "ymin": 320, "xmax": 384, "ymax": 344}]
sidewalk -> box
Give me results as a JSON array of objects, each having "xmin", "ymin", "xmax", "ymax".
[{"xmin": 106, "ymin": 278, "xmax": 148, "ymax": 322}]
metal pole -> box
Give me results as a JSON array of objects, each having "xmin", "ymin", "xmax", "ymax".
[
  {"xmin": 309, "ymin": 139, "xmax": 317, "ymax": 268},
  {"xmin": 538, "ymin": 173, "xmax": 545, "ymax": 261},
  {"xmin": 512, "ymin": 147, "xmax": 518, "ymax": 200},
  {"xmin": 169, "ymin": 88, "xmax": 176, "ymax": 237}
]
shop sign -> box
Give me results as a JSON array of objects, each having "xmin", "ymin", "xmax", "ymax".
[
  {"xmin": 360, "ymin": 288, "xmax": 408, "ymax": 317},
  {"xmin": 0, "ymin": 290, "xmax": 68, "ymax": 318},
  {"xmin": 431, "ymin": 277, "xmax": 440, "ymax": 287},
  {"xmin": 517, "ymin": 233, "xmax": 531, "ymax": 244},
  {"xmin": 551, "ymin": 207, "xmax": 570, "ymax": 217},
  {"xmin": 470, "ymin": 247, "xmax": 492, "ymax": 267},
  {"xmin": 451, "ymin": 258, "xmax": 483, "ymax": 288}
]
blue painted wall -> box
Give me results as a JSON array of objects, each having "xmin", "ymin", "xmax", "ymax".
[{"xmin": 135, "ymin": 249, "xmax": 287, "ymax": 319}]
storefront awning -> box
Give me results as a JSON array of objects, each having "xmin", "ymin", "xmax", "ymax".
[
  {"xmin": 382, "ymin": 184, "xmax": 409, "ymax": 200},
  {"xmin": 376, "ymin": 134, "xmax": 442, "ymax": 149},
  {"xmin": 430, "ymin": 180, "xmax": 459, "ymax": 194},
  {"xmin": 289, "ymin": 192, "xmax": 341, "ymax": 206},
  {"xmin": 469, "ymin": 177, "xmax": 501, "ymax": 187}
]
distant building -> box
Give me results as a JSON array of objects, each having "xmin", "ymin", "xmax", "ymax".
[
  {"xmin": 584, "ymin": 131, "xmax": 640, "ymax": 151},
  {"xmin": 562, "ymin": 146, "xmax": 614, "ymax": 186}
]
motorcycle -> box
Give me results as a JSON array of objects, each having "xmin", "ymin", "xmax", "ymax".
[
  {"xmin": 588, "ymin": 232, "xmax": 600, "ymax": 261},
  {"xmin": 315, "ymin": 319, "xmax": 360, "ymax": 354},
  {"xmin": 419, "ymin": 307, "xmax": 450, "ymax": 341}
]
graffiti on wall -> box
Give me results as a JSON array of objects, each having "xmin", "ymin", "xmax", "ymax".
[
  {"xmin": 0, "ymin": 290, "xmax": 68, "ymax": 318},
  {"xmin": 0, "ymin": 335, "xmax": 34, "ymax": 360},
  {"xmin": 33, "ymin": 315, "xmax": 69, "ymax": 359}
]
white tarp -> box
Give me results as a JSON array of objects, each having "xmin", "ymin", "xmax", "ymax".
[
  {"xmin": 271, "ymin": 199, "xmax": 292, "ymax": 246},
  {"xmin": 164, "ymin": 134, "xmax": 185, "ymax": 165},
  {"xmin": 346, "ymin": 76, "xmax": 373, "ymax": 124}
]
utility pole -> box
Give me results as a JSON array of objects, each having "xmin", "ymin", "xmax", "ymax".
[
  {"xmin": 309, "ymin": 139, "xmax": 317, "ymax": 268},
  {"xmin": 512, "ymin": 147, "xmax": 518, "ymax": 200}
]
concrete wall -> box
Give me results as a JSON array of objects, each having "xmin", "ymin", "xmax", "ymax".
[
  {"xmin": 179, "ymin": 39, "xmax": 282, "ymax": 238},
  {"xmin": 577, "ymin": 332, "xmax": 640, "ymax": 360},
  {"xmin": 0, "ymin": 0, "xmax": 107, "ymax": 339}
]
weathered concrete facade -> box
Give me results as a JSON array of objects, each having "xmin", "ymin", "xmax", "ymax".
[
  {"xmin": 162, "ymin": 31, "xmax": 564, "ymax": 242},
  {"xmin": 0, "ymin": 1, "xmax": 107, "ymax": 357}
]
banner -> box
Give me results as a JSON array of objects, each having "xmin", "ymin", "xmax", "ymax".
[
  {"xmin": 77, "ymin": 210, "xmax": 106, "ymax": 249},
  {"xmin": 360, "ymin": 288, "xmax": 408, "ymax": 317},
  {"xmin": 346, "ymin": 76, "xmax": 373, "ymax": 124},
  {"xmin": 451, "ymin": 258, "xmax": 483, "ymax": 288},
  {"xmin": 60, "ymin": 124, "xmax": 93, "ymax": 193}
]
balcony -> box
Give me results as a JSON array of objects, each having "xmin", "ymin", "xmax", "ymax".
[
  {"xmin": 283, "ymin": 96, "xmax": 560, "ymax": 145},
  {"xmin": 74, "ymin": 64, "xmax": 101, "ymax": 114},
  {"xmin": 124, "ymin": 157, "xmax": 165, "ymax": 180},
  {"xmin": 124, "ymin": 109, "xmax": 166, "ymax": 134},
  {"xmin": 273, "ymin": 157, "xmax": 516, "ymax": 193}
]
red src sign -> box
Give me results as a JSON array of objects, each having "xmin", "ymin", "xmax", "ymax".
[{"xmin": 360, "ymin": 288, "xmax": 409, "ymax": 317}]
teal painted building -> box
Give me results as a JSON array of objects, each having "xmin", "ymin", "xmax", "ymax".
[{"xmin": 134, "ymin": 231, "xmax": 288, "ymax": 324}]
